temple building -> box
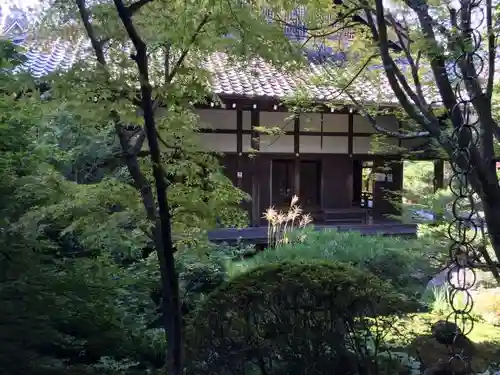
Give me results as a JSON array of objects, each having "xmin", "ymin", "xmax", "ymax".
[{"xmin": 1, "ymin": 5, "xmax": 443, "ymax": 230}]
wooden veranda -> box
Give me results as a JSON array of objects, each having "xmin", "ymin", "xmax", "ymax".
[{"xmin": 208, "ymin": 221, "xmax": 417, "ymax": 247}]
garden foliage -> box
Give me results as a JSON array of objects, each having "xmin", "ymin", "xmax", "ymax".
[
  {"xmin": 0, "ymin": 38, "xmax": 238, "ymax": 374},
  {"xmin": 230, "ymin": 229, "xmax": 443, "ymax": 297},
  {"xmin": 185, "ymin": 261, "xmax": 418, "ymax": 375}
]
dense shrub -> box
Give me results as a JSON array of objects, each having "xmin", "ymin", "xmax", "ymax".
[
  {"xmin": 229, "ymin": 229, "xmax": 442, "ymax": 297},
  {"xmin": 185, "ymin": 261, "xmax": 419, "ymax": 375},
  {"xmin": 145, "ymin": 242, "xmax": 253, "ymax": 329},
  {"xmin": 176, "ymin": 243, "xmax": 249, "ymax": 298},
  {"xmin": 0, "ymin": 247, "xmax": 165, "ymax": 375}
]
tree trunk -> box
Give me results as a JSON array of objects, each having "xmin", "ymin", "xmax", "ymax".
[
  {"xmin": 482, "ymin": 193, "xmax": 500, "ymax": 263},
  {"xmin": 115, "ymin": 125, "xmax": 157, "ymax": 222},
  {"xmin": 112, "ymin": 2, "xmax": 183, "ymax": 374}
]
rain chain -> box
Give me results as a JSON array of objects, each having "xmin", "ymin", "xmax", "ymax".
[{"xmin": 447, "ymin": 0, "xmax": 485, "ymax": 373}]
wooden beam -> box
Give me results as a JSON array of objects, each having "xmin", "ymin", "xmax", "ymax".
[
  {"xmin": 251, "ymin": 109, "xmax": 260, "ymax": 226},
  {"xmin": 294, "ymin": 114, "xmax": 300, "ymax": 155},
  {"xmin": 196, "ymin": 96, "xmax": 401, "ymax": 114},
  {"xmin": 348, "ymin": 113, "xmax": 354, "ymax": 157},
  {"xmin": 197, "ymin": 128, "xmax": 374, "ymax": 137},
  {"xmin": 294, "ymin": 114, "xmax": 300, "ymax": 196},
  {"xmin": 236, "ymin": 110, "xmax": 243, "ymax": 154},
  {"xmin": 236, "ymin": 110, "xmax": 243, "ymax": 188}
]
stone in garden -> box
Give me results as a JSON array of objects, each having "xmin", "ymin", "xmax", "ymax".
[
  {"xmin": 431, "ymin": 320, "xmax": 462, "ymax": 345},
  {"xmin": 410, "ymin": 334, "xmax": 485, "ymax": 375},
  {"xmin": 425, "ymin": 266, "xmax": 477, "ymax": 294}
]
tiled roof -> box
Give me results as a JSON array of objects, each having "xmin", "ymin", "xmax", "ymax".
[
  {"xmin": 10, "ymin": 38, "xmax": 431, "ymax": 106},
  {"xmin": 17, "ymin": 38, "xmax": 90, "ymax": 77},
  {"xmin": 203, "ymin": 52, "xmax": 440, "ymax": 105},
  {"xmin": 2, "ymin": 7, "xmax": 439, "ymax": 106}
]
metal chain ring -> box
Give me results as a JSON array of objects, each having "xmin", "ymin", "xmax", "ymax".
[{"xmin": 446, "ymin": 0, "xmax": 484, "ymax": 373}]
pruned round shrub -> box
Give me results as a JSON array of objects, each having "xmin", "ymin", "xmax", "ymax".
[
  {"xmin": 184, "ymin": 261, "xmax": 417, "ymax": 375},
  {"xmin": 228, "ymin": 229, "xmax": 442, "ymax": 298}
]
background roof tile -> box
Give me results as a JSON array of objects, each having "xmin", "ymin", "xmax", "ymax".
[{"xmin": 2, "ymin": 6, "xmax": 440, "ymax": 107}]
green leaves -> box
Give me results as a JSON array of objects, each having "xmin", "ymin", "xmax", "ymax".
[
  {"xmin": 230, "ymin": 229, "xmax": 442, "ymax": 295},
  {"xmin": 0, "ymin": 40, "xmax": 27, "ymax": 69}
]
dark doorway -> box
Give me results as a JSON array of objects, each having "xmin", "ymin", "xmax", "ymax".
[
  {"xmin": 271, "ymin": 159, "xmax": 295, "ymax": 208},
  {"xmin": 271, "ymin": 158, "xmax": 322, "ymax": 210},
  {"xmin": 352, "ymin": 159, "xmax": 363, "ymax": 206},
  {"xmin": 299, "ymin": 160, "xmax": 321, "ymax": 209}
]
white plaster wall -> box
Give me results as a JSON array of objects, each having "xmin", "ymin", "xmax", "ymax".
[
  {"xmin": 153, "ymin": 107, "xmax": 406, "ymax": 155},
  {"xmin": 352, "ymin": 135, "xmax": 399, "ymax": 154},
  {"xmin": 299, "ymin": 113, "xmax": 349, "ymax": 132},
  {"xmin": 260, "ymin": 111, "xmax": 294, "ymax": 131},
  {"xmin": 242, "ymin": 110, "xmax": 251, "ymax": 130},
  {"xmin": 260, "ymin": 134, "xmax": 294, "ymax": 153},
  {"xmin": 299, "ymin": 136, "xmax": 349, "ymax": 153},
  {"xmin": 198, "ymin": 133, "xmax": 237, "ymax": 152},
  {"xmin": 353, "ymin": 114, "xmax": 399, "ymax": 133},
  {"xmin": 242, "ymin": 134, "xmax": 252, "ymax": 152},
  {"xmin": 353, "ymin": 137, "xmax": 371, "ymax": 154},
  {"xmin": 259, "ymin": 112, "xmax": 294, "ymax": 153},
  {"xmin": 323, "ymin": 113, "xmax": 349, "ymax": 132},
  {"xmin": 196, "ymin": 109, "xmax": 237, "ymax": 130}
]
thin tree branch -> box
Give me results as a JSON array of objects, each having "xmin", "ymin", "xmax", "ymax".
[
  {"xmin": 345, "ymin": 90, "xmax": 429, "ymax": 139},
  {"xmin": 451, "ymin": 6, "xmax": 497, "ymax": 161},
  {"xmin": 406, "ymin": 1, "xmax": 500, "ymax": 241},
  {"xmin": 488, "ymin": 120, "xmax": 500, "ymax": 144},
  {"xmin": 75, "ymin": 0, "xmax": 106, "ymax": 65},
  {"xmin": 272, "ymin": 6, "xmax": 363, "ymax": 34},
  {"xmin": 321, "ymin": 53, "xmax": 377, "ymax": 102},
  {"xmin": 389, "ymin": 58, "xmax": 434, "ymax": 118},
  {"xmin": 156, "ymin": 131, "xmax": 174, "ymax": 151},
  {"xmin": 386, "ymin": 14, "xmax": 428, "ymax": 109},
  {"xmin": 127, "ymin": 0, "xmax": 153, "ymax": 14},
  {"xmin": 405, "ymin": 0, "xmax": 459, "ymax": 119},
  {"xmin": 151, "ymin": 14, "xmax": 210, "ymax": 110},
  {"xmin": 113, "ymin": 1, "xmax": 146, "ymax": 51},
  {"xmin": 74, "ymin": 0, "xmax": 159, "ymax": 218},
  {"xmin": 165, "ymin": 13, "xmax": 211, "ymax": 84},
  {"xmin": 129, "ymin": 127, "xmax": 147, "ymax": 154},
  {"xmin": 299, "ymin": 22, "xmax": 360, "ymax": 39},
  {"xmin": 315, "ymin": 56, "xmax": 429, "ymax": 139},
  {"xmin": 164, "ymin": 43, "xmax": 171, "ymax": 85},
  {"xmin": 366, "ymin": 1, "xmax": 442, "ymax": 135},
  {"xmin": 453, "ymin": 9, "xmax": 489, "ymax": 110},
  {"xmin": 304, "ymin": 38, "xmax": 429, "ymax": 138}
]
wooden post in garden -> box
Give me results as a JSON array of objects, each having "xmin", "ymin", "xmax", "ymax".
[{"xmin": 433, "ymin": 160, "xmax": 444, "ymax": 193}]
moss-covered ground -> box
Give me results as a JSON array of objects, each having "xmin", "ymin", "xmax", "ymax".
[{"xmin": 387, "ymin": 312, "xmax": 500, "ymax": 372}]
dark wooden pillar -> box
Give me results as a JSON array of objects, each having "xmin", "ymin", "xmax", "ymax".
[
  {"xmin": 392, "ymin": 161, "xmax": 404, "ymax": 206},
  {"xmin": 352, "ymin": 160, "xmax": 362, "ymax": 206},
  {"xmin": 433, "ymin": 159, "xmax": 444, "ymax": 192},
  {"xmin": 294, "ymin": 114, "xmax": 300, "ymax": 196},
  {"xmin": 348, "ymin": 112, "xmax": 354, "ymax": 157},
  {"xmin": 251, "ymin": 109, "xmax": 260, "ymax": 226},
  {"xmin": 236, "ymin": 110, "xmax": 243, "ymax": 189},
  {"xmin": 372, "ymin": 159, "xmax": 403, "ymax": 221},
  {"xmin": 347, "ymin": 113, "xmax": 355, "ymax": 207}
]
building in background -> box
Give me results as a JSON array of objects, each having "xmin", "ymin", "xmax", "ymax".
[{"xmin": 1, "ymin": 4, "xmax": 442, "ymax": 227}]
